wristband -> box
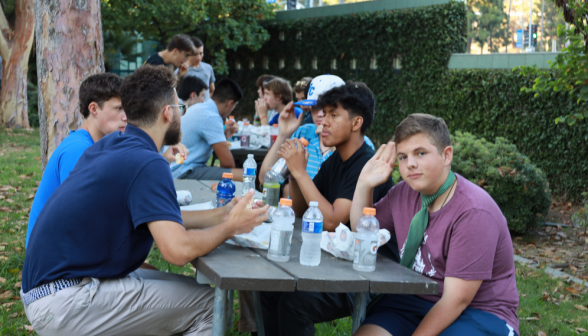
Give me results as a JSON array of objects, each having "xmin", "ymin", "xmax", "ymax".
[{"xmin": 260, "ymin": 115, "xmax": 267, "ymax": 120}]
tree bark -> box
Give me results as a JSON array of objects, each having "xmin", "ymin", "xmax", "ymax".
[
  {"xmin": 35, "ymin": 0, "xmax": 104, "ymax": 169},
  {"xmin": 0, "ymin": 0, "xmax": 35, "ymax": 129}
]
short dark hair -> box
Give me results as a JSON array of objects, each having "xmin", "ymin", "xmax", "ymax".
[
  {"xmin": 177, "ymin": 76, "xmax": 208, "ymax": 100},
  {"xmin": 316, "ymin": 83, "xmax": 373, "ymax": 134},
  {"xmin": 212, "ymin": 79, "xmax": 243, "ymax": 103},
  {"xmin": 394, "ymin": 114, "xmax": 451, "ymax": 154},
  {"xmin": 351, "ymin": 82, "xmax": 376, "ymax": 119},
  {"xmin": 79, "ymin": 73, "xmax": 123, "ymax": 118},
  {"xmin": 190, "ymin": 37, "xmax": 203, "ymax": 48},
  {"xmin": 263, "ymin": 78, "xmax": 293, "ymax": 104},
  {"xmin": 166, "ymin": 34, "xmax": 195, "ymax": 53},
  {"xmin": 120, "ymin": 65, "xmax": 177, "ymax": 127},
  {"xmin": 256, "ymin": 74, "xmax": 275, "ymax": 88}
]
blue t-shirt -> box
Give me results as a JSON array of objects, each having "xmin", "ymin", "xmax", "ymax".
[
  {"xmin": 291, "ymin": 124, "xmax": 375, "ymax": 179},
  {"xmin": 22, "ymin": 125, "xmax": 182, "ymax": 292},
  {"xmin": 26, "ymin": 129, "xmax": 94, "ymax": 246},
  {"xmin": 170, "ymin": 99, "xmax": 227, "ymax": 178}
]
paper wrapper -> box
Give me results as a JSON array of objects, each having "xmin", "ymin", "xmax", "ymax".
[
  {"xmin": 250, "ymin": 125, "xmax": 271, "ymax": 148},
  {"xmin": 321, "ymin": 223, "xmax": 391, "ymax": 261},
  {"xmin": 225, "ymin": 223, "xmax": 272, "ymax": 249}
]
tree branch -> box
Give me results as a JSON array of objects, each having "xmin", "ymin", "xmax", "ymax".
[{"xmin": 0, "ymin": 2, "xmax": 9, "ymax": 32}]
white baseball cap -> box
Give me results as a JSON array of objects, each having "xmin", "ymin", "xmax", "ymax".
[{"xmin": 294, "ymin": 74, "xmax": 345, "ymax": 106}]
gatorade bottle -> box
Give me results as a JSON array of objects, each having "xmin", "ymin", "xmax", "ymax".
[
  {"xmin": 270, "ymin": 137, "xmax": 309, "ymax": 183},
  {"xmin": 216, "ymin": 173, "xmax": 236, "ymax": 208},
  {"xmin": 353, "ymin": 207, "xmax": 380, "ymax": 272},
  {"xmin": 240, "ymin": 122, "xmax": 250, "ymax": 147},
  {"xmin": 270, "ymin": 124, "xmax": 279, "ymax": 147},
  {"xmin": 242, "ymin": 154, "xmax": 257, "ymax": 196},
  {"xmin": 262, "ymin": 167, "xmax": 280, "ymax": 207},
  {"xmin": 300, "ymin": 201, "xmax": 323, "ymax": 266},
  {"xmin": 268, "ymin": 198, "xmax": 295, "ymax": 262}
]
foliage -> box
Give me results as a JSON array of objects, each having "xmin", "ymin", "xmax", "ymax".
[
  {"xmin": 224, "ymin": 1, "xmax": 587, "ymax": 200},
  {"xmin": 101, "ymin": 0, "xmax": 276, "ymax": 74},
  {"xmin": 520, "ymin": 0, "xmax": 588, "ymax": 125},
  {"xmin": 571, "ymin": 192, "xmax": 588, "ymax": 232},
  {"xmin": 533, "ymin": 0, "xmax": 566, "ymax": 52},
  {"xmin": 103, "ymin": 31, "xmax": 143, "ymax": 72},
  {"xmin": 451, "ymin": 131, "xmax": 551, "ymax": 233},
  {"xmin": 467, "ymin": 0, "xmax": 509, "ymax": 53}
]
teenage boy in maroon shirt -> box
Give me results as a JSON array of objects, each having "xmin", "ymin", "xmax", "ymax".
[{"xmin": 351, "ymin": 113, "xmax": 519, "ymax": 336}]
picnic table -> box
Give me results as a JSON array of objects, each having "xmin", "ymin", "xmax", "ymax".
[
  {"xmin": 174, "ymin": 179, "xmax": 439, "ymax": 336},
  {"xmin": 213, "ymin": 147, "xmax": 269, "ymax": 168}
]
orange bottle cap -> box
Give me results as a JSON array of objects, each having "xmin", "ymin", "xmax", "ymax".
[
  {"xmin": 279, "ymin": 198, "xmax": 292, "ymax": 206},
  {"xmin": 273, "ymin": 124, "xmax": 279, "ymax": 127},
  {"xmin": 229, "ymin": 116, "xmax": 235, "ymax": 119},
  {"xmin": 300, "ymin": 138, "xmax": 309, "ymax": 146},
  {"xmin": 222, "ymin": 173, "xmax": 234, "ymax": 179},
  {"xmin": 244, "ymin": 122, "xmax": 250, "ymax": 126},
  {"xmin": 363, "ymin": 207, "xmax": 376, "ymax": 216}
]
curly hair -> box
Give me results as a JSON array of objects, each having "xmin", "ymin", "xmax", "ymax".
[
  {"xmin": 79, "ymin": 73, "xmax": 123, "ymax": 118},
  {"xmin": 316, "ymin": 83, "xmax": 374, "ymax": 134},
  {"xmin": 120, "ymin": 65, "xmax": 177, "ymax": 127}
]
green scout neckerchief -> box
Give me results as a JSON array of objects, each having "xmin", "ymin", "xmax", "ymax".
[{"xmin": 400, "ymin": 171, "xmax": 456, "ymax": 269}]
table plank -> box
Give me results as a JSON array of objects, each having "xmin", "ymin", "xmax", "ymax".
[
  {"xmin": 361, "ymin": 255, "xmax": 439, "ymax": 295},
  {"xmin": 174, "ymin": 179, "xmax": 216, "ymax": 204},
  {"xmin": 191, "ymin": 243, "xmax": 296, "ymax": 292}
]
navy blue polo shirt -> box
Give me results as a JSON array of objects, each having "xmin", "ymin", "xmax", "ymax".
[{"xmin": 23, "ymin": 125, "xmax": 182, "ymax": 293}]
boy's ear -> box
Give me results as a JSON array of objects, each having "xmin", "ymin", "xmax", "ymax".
[
  {"xmin": 88, "ymin": 102, "xmax": 99, "ymax": 116},
  {"xmin": 190, "ymin": 92, "xmax": 197, "ymax": 100},
  {"xmin": 443, "ymin": 146, "xmax": 453, "ymax": 166},
  {"xmin": 351, "ymin": 115, "xmax": 363, "ymax": 132}
]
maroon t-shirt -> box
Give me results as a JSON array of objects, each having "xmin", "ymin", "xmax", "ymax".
[{"xmin": 374, "ymin": 173, "xmax": 519, "ymax": 334}]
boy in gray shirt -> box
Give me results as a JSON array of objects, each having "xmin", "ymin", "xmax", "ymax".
[{"xmin": 175, "ymin": 37, "xmax": 216, "ymax": 100}]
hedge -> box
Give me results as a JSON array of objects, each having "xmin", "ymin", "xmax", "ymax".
[{"xmin": 223, "ymin": 0, "xmax": 587, "ymax": 199}]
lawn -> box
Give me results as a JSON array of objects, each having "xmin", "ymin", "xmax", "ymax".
[{"xmin": 1, "ymin": 127, "xmax": 587, "ymax": 335}]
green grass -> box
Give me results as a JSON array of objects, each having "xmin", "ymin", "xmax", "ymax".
[{"xmin": 1, "ymin": 127, "xmax": 587, "ymax": 335}]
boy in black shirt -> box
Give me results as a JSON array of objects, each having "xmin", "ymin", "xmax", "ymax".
[
  {"xmin": 261, "ymin": 83, "xmax": 394, "ymax": 336},
  {"xmin": 144, "ymin": 34, "xmax": 194, "ymax": 76}
]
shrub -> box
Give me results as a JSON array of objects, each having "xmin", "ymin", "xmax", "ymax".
[{"xmin": 451, "ymin": 131, "xmax": 551, "ymax": 234}]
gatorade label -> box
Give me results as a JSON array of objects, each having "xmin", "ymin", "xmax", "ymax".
[
  {"xmin": 302, "ymin": 220, "xmax": 323, "ymax": 233},
  {"xmin": 353, "ymin": 237, "xmax": 378, "ymax": 266},
  {"xmin": 244, "ymin": 168, "xmax": 256, "ymax": 175}
]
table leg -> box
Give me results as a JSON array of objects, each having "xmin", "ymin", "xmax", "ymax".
[
  {"xmin": 252, "ymin": 291, "xmax": 266, "ymax": 336},
  {"xmin": 226, "ymin": 290, "xmax": 235, "ymax": 331},
  {"xmin": 351, "ymin": 292, "xmax": 367, "ymax": 334},
  {"xmin": 212, "ymin": 287, "xmax": 227, "ymax": 336}
]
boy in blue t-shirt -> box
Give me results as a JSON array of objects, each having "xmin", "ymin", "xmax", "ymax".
[{"xmin": 26, "ymin": 73, "xmax": 127, "ymax": 246}]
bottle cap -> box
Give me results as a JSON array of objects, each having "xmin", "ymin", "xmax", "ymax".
[
  {"xmin": 279, "ymin": 198, "xmax": 292, "ymax": 206},
  {"xmin": 363, "ymin": 207, "xmax": 376, "ymax": 216},
  {"xmin": 309, "ymin": 201, "xmax": 319, "ymax": 207},
  {"xmin": 229, "ymin": 116, "xmax": 235, "ymax": 119},
  {"xmin": 244, "ymin": 121, "xmax": 250, "ymax": 126},
  {"xmin": 300, "ymin": 138, "xmax": 309, "ymax": 146},
  {"xmin": 222, "ymin": 173, "xmax": 234, "ymax": 179},
  {"xmin": 225, "ymin": 120, "xmax": 230, "ymax": 124},
  {"xmin": 273, "ymin": 124, "xmax": 278, "ymax": 127},
  {"xmin": 248, "ymin": 154, "xmax": 254, "ymax": 158}
]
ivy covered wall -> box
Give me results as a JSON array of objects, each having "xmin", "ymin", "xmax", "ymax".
[{"xmin": 224, "ymin": 0, "xmax": 588, "ymax": 200}]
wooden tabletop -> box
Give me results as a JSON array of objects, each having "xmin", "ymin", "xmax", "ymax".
[{"xmin": 177, "ymin": 179, "xmax": 439, "ymax": 295}]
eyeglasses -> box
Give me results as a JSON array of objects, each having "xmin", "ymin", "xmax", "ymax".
[{"xmin": 169, "ymin": 104, "xmax": 188, "ymax": 116}]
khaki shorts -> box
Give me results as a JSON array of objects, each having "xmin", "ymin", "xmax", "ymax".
[{"xmin": 23, "ymin": 269, "xmax": 214, "ymax": 336}]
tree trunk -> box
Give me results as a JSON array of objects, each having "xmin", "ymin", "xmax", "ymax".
[
  {"xmin": 34, "ymin": 0, "xmax": 104, "ymax": 169},
  {"xmin": 0, "ymin": 0, "xmax": 35, "ymax": 129}
]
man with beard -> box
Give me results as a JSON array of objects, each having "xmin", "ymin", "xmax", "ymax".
[
  {"xmin": 171, "ymin": 78, "xmax": 244, "ymax": 181},
  {"xmin": 21, "ymin": 65, "xmax": 269, "ymax": 336}
]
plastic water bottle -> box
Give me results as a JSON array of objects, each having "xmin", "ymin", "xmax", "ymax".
[
  {"xmin": 300, "ymin": 201, "xmax": 323, "ymax": 266},
  {"xmin": 268, "ymin": 198, "xmax": 295, "ymax": 262},
  {"xmin": 240, "ymin": 121, "xmax": 250, "ymax": 147},
  {"xmin": 270, "ymin": 137, "xmax": 309, "ymax": 183},
  {"xmin": 242, "ymin": 154, "xmax": 257, "ymax": 196},
  {"xmin": 262, "ymin": 168, "xmax": 280, "ymax": 207},
  {"xmin": 270, "ymin": 124, "xmax": 279, "ymax": 147},
  {"xmin": 353, "ymin": 207, "xmax": 379, "ymax": 272},
  {"xmin": 216, "ymin": 173, "xmax": 236, "ymax": 208}
]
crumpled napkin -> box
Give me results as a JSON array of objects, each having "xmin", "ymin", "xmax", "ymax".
[
  {"xmin": 225, "ymin": 223, "xmax": 272, "ymax": 249},
  {"xmin": 321, "ymin": 223, "xmax": 391, "ymax": 261},
  {"xmin": 250, "ymin": 125, "xmax": 271, "ymax": 148}
]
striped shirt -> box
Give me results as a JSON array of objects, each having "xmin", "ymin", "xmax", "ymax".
[{"xmin": 291, "ymin": 124, "xmax": 375, "ymax": 180}]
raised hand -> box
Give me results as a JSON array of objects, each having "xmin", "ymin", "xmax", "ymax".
[
  {"xmin": 255, "ymin": 98, "xmax": 268, "ymax": 118},
  {"xmin": 278, "ymin": 138, "xmax": 308, "ymax": 178},
  {"xmin": 278, "ymin": 102, "xmax": 303, "ymax": 138},
  {"xmin": 358, "ymin": 142, "xmax": 397, "ymax": 188},
  {"xmin": 162, "ymin": 143, "xmax": 189, "ymax": 164},
  {"xmin": 226, "ymin": 190, "xmax": 269, "ymax": 236}
]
